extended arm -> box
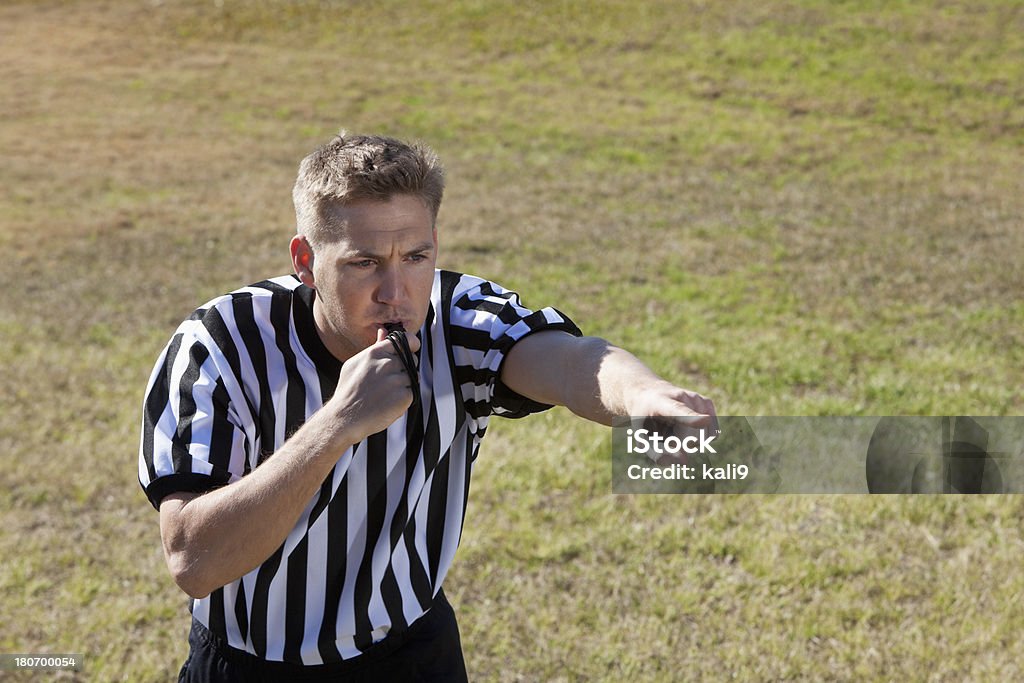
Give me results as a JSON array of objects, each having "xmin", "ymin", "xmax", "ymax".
[
  {"xmin": 500, "ymin": 331, "xmax": 716, "ymax": 426},
  {"xmin": 159, "ymin": 331, "xmax": 418, "ymax": 599}
]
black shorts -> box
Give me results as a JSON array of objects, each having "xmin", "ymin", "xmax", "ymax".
[{"xmin": 178, "ymin": 590, "xmax": 468, "ymax": 683}]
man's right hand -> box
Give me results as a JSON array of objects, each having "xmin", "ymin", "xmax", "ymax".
[{"xmin": 327, "ymin": 328, "xmax": 421, "ymax": 445}]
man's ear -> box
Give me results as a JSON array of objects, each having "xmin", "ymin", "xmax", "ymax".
[{"xmin": 290, "ymin": 235, "xmax": 315, "ymax": 288}]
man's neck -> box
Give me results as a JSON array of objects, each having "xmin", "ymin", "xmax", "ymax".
[{"xmin": 312, "ymin": 295, "xmax": 359, "ymax": 363}]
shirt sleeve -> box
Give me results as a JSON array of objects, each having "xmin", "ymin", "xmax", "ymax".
[
  {"xmin": 447, "ymin": 277, "xmax": 583, "ymax": 419},
  {"xmin": 138, "ymin": 323, "xmax": 250, "ymax": 511}
]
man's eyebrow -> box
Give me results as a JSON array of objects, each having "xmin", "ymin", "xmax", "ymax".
[
  {"xmin": 344, "ymin": 243, "xmax": 435, "ymax": 259},
  {"xmin": 405, "ymin": 242, "xmax": 435, "ymax": 255},
  {"xmin": 345, "ymin": 249, "xmax": 383, "ymax": 259}
]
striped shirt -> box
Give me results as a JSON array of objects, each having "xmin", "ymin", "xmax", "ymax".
[{"xmin": 138, "ymin": 269, "xmax": 581, "ymax": 664}]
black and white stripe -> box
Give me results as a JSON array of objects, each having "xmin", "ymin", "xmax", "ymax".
[{"xmin": 138, "ymin": 270, "xmax": 580, "ymax": 664}]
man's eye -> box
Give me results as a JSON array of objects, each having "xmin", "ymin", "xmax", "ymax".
[
  {"xmin": 408, "ymin": 254, "xmax": 427, "ymax": 262},
  {"xmin": 351, "ymin": 260, "xmax": 375, "ymax": 268}
]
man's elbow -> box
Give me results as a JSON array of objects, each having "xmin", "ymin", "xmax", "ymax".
[
  {"xmin": 159, "ymin": 492, "xmax": 215, "ymax": 598},
  {"xmin": 164, "ymin": 549, "xmax": 214, "ymax": 599}
]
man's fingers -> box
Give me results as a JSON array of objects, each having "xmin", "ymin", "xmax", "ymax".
[
  {"xmin": 672, "ymin": 412, "xmax": 709, "ymax": 426},
  {"xmin": 700, "ymin": 396, "xmax": 720, "ymax": 432},
  {"xmin": 381, "ymin": 327, "xmax": 420, "ymax": 408},
  {"xmin": 376, "ymin": 326, "xmax": 421, "ymax": 355},
  {"xmin": 405, "ymin": 332, "xmax": 421, "ymax": 355},
  {"xmin": 645, "ymin": 396, "xmax": 718, "ymax": 433}
]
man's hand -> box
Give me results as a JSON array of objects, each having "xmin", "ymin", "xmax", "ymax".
[
  {"xmin": 327, "ymin": 328, "xmax": 421, "ymax": 444},
  {"xmin": 624, "ymin": 378, "xmax": 717, "ymax": 430}
]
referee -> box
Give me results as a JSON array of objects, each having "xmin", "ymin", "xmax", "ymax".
[{"xmin": 139, "ymin": 131, "xmax": 716, "ymax": 682}]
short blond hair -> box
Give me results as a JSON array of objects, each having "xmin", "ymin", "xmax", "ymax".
[{"xmin": 292, "ymin": 131, "xmax": 446, "ymax": 246}]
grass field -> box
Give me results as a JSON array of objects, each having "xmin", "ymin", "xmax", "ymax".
[{"xmin": 2, "ymin": 0, "xmax": 1023, "ymax": 680}]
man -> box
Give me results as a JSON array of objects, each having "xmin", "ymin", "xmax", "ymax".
[{"xmin": 139, "ymin": 132, "xmax": 716, "ymax": 681}]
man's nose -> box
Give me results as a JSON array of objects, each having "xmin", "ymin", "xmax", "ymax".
[{"xmin": 375, "ymin": 264, "xmax": 403, "ymax": 304}]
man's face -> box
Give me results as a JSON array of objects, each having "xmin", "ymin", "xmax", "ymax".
[{"xmin": 303, "ymin": 194, "xmax": 437, "ymax": 361}]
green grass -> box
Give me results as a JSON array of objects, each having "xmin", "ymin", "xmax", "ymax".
[{"xmin": 2, "ymin": 0, "xmax": 1023, "ymax": 680}]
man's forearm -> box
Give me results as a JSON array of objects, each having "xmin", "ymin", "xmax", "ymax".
[
  {"xmin": 159, "ymin": 333, "xmax": 420, "ymax": 599},
  {"xmin": 502, "ymin": 332, "xmax": 715, "ymax": 426},
  {"xmin": 160, "ymin": 402, "xmax": 355, "ymax": 599},
  {"xmin": 560, "ymin": 337, "xmax": 677, "ymax": 425}
]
